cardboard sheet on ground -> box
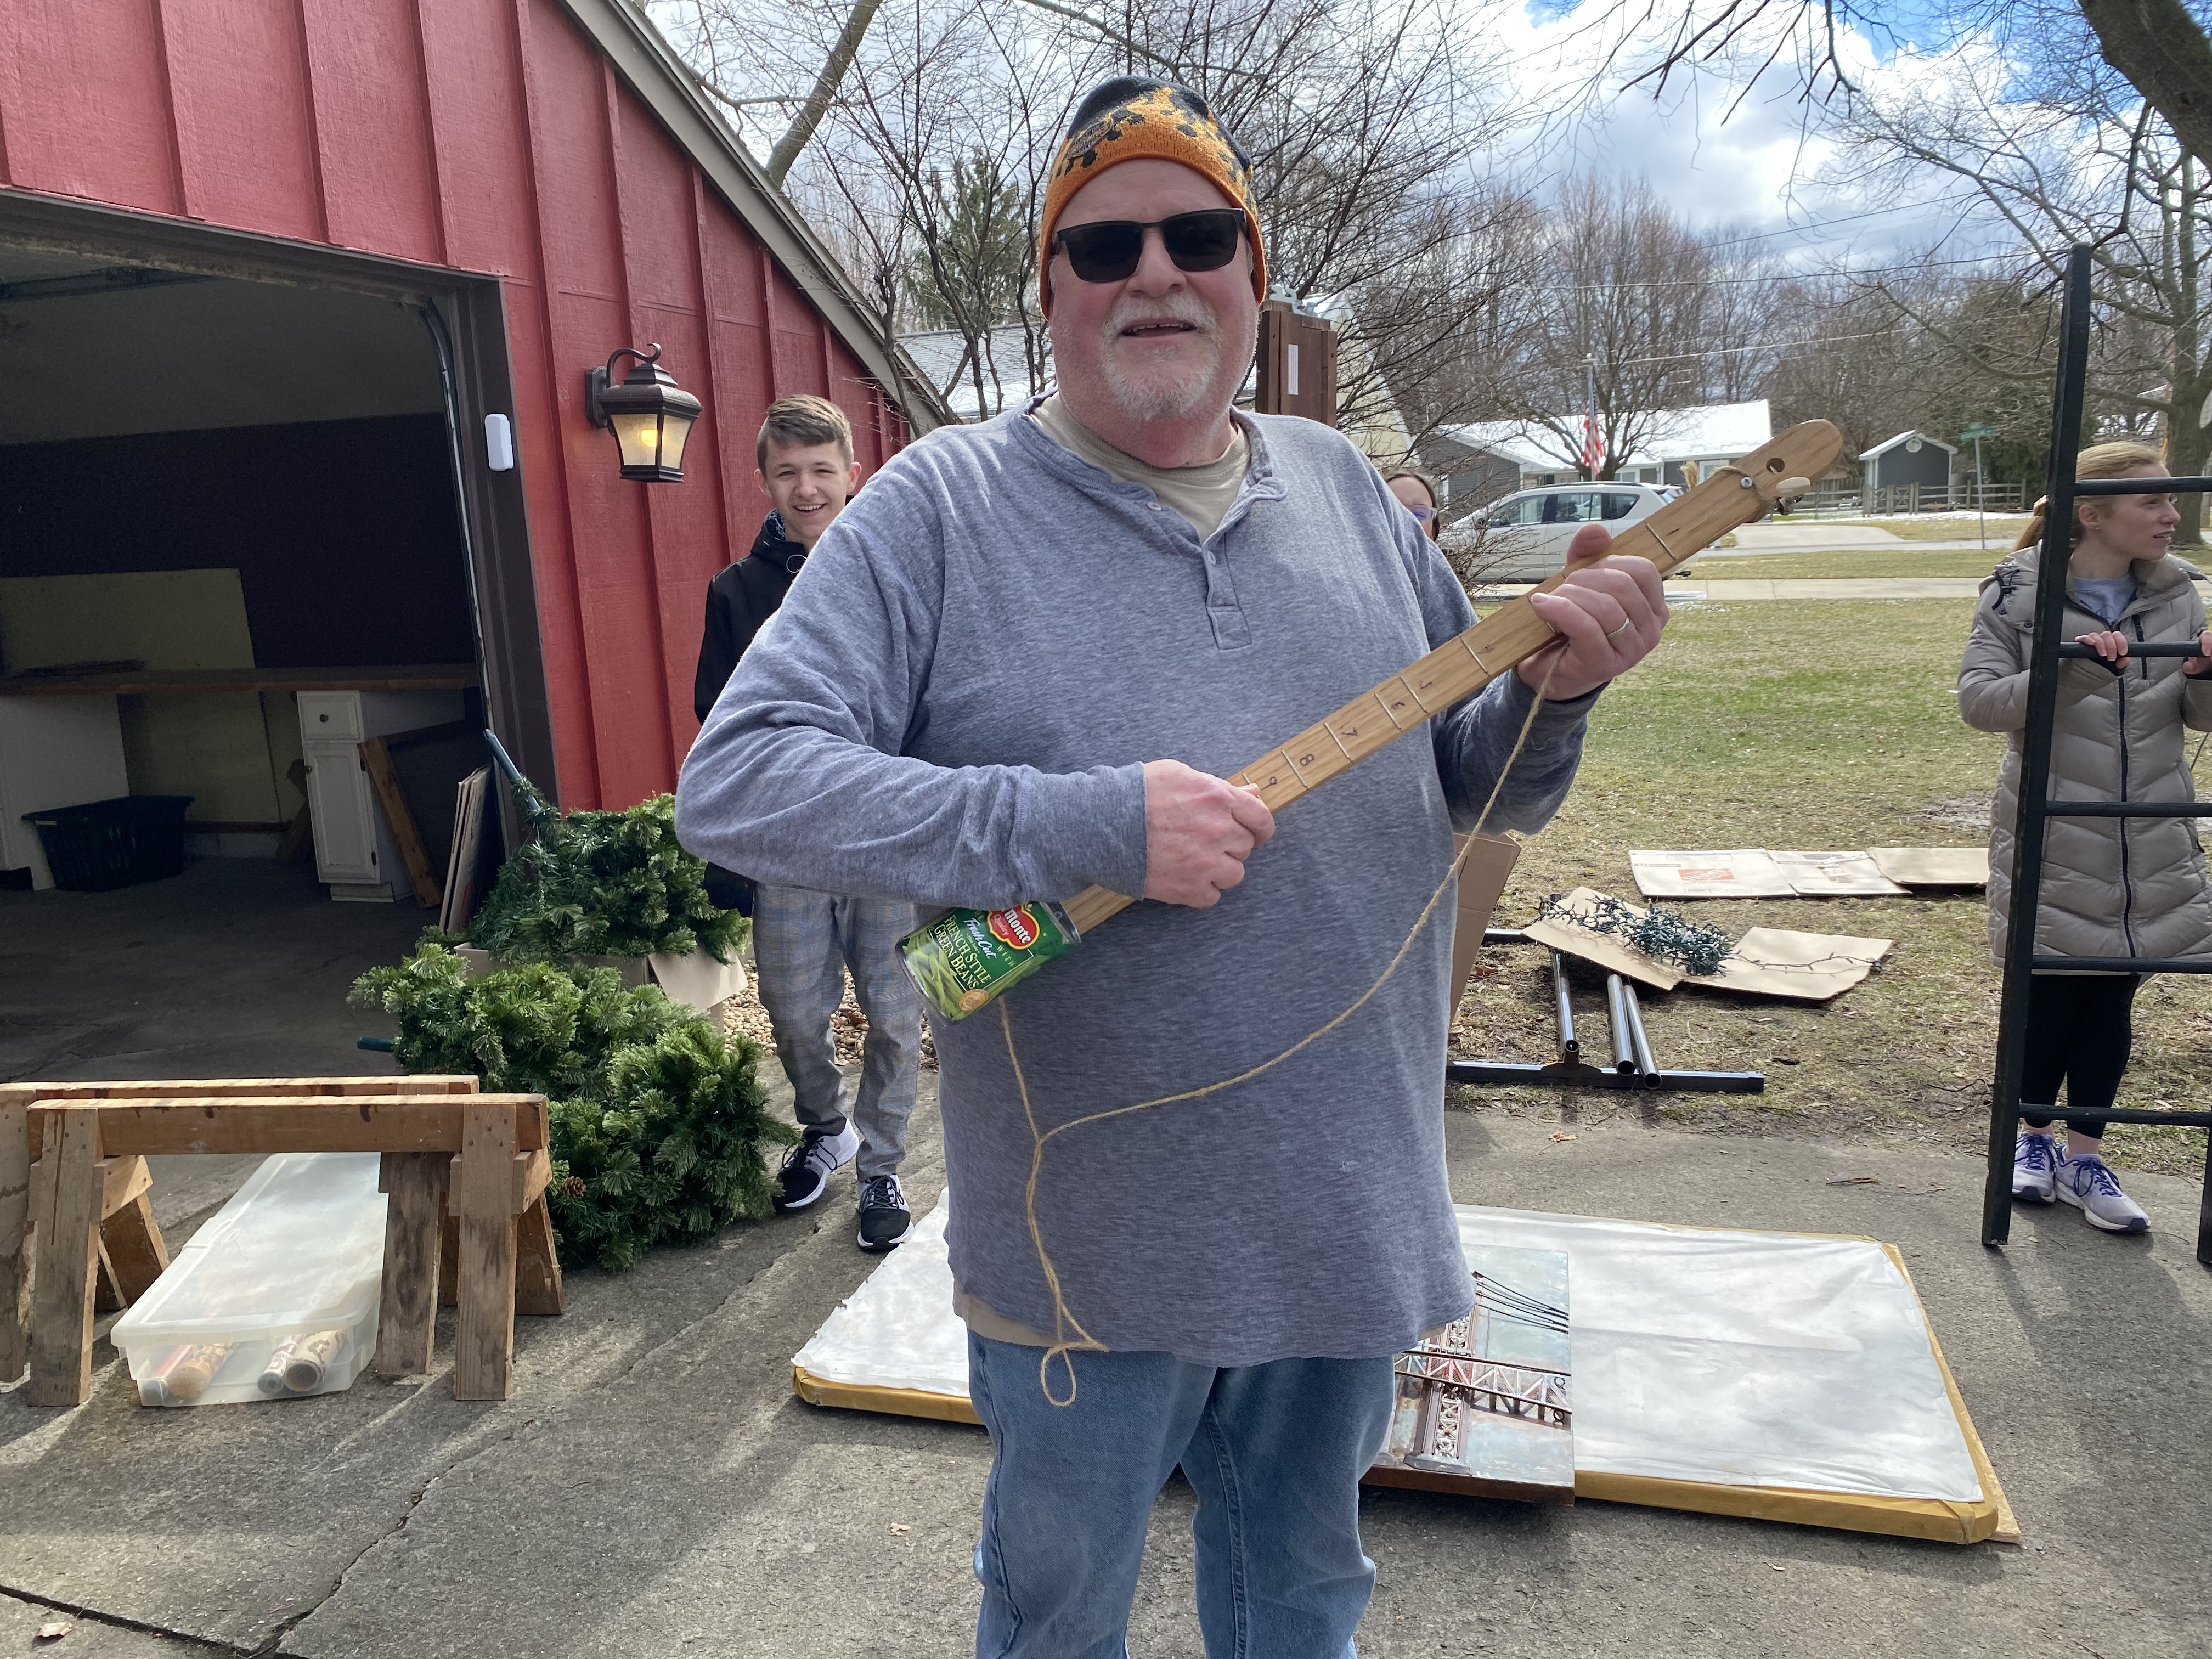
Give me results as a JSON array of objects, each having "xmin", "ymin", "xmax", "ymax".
[
  {"xmin": 1629, "ymin": 849, "xmax": 1796, "ymax": 898},
  {"xmin": 790, "ymin": 1194, "xmax": 2014, "ymax": 1545},
  {"xmin": 1768, "ymin": 850, "xmax": 1909, "ymax": 896},
  {"xmin": 1867, "ymin": 847, "xmax": 1990, "ymax": 888},
  {"xmin": 1630, "ymin": 849, "xmax": 1908, "ymax": 899},
  {"xmin": 1526, "ymin": 888, "xmax": 1892, "ymax": 1001}
]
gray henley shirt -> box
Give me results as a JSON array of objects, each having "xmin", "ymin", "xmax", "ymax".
[{"xmin": 676, "ymin": 403, "xmax": 1599, "ymax": 1365}]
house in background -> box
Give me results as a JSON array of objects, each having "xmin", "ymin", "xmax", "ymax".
[
  {"xmin": 1429, "ymin": 400, "xmax": 1774, "ymax": 505},
  {"xmin": 900, "ymin": 326, "xmax": 1047, "ymax": 422},
  {"xmin": 1860, "ymin": 431, "xmax": 1961, "ymax": 493}
]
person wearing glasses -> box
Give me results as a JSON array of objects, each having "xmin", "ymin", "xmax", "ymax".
[
  {"xmin": 677, "ymin": 75, "xmax": 1666, "ymax": 1658},
  {"xmin": 1385, "ymin": 470, "xmax": 1442, "ymax": 541},
  {"xmin": 1961, "ymin": 440, "xmax": 2212, "ymax": 1235}
]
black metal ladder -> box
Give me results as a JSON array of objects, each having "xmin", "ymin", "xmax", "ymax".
[{"xmin": 1982, "ymin": 244, "xmax": 2212, "ymax": 1264}]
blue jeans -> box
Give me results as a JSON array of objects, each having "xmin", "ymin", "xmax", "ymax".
[{"xmin": 966, "ymin": 1331, "xmax": 1395, "ymax": 1659}]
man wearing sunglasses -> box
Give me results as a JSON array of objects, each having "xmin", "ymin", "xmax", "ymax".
[{"xmin": 678, "ymin": 74, "xmax": 1667, "ymax": 1659}]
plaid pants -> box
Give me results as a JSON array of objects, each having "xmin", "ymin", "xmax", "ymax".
[{"xmin": 751, "ymin": 884, "xmax": 923, "ymax": 1180}]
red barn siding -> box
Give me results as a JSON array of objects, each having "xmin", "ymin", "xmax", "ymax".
[{"xmin": 0, "ymin": 0, "xmax": 909, "ymax": 808}]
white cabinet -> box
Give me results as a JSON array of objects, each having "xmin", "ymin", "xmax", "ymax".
[
  {"xmin": 298, "ymin": 690, "xmax": 465, "ymax": 901},
  {"xmin": 0, "ymin": 696, "xmax": 132, "ymax": 889},
  {"xmin": 301, "ymin": 740, "xmax": 381, "ymax": 884}
]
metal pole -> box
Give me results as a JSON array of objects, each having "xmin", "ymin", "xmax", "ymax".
[
  {"xmin": 1976, "ymin": 433, "xmax": 1987, "ymax": 551},
  {"xmin": 1584, "ymin": 355, "xmax": 1599, "ymax": 480},
  {"xmin": 1983, "ymin": 244, "xmax": 2093, "ymax": 1248},
  {"xmin": 1620, "ymin": 980, "xmax": 1660, "ymax": 1080},
  {"xmin": 1605, "ymin": 975, "xmax": 1637, "ymax": 1074},
  {"xmin": 1550, "ymin": 949, "xmax": 1579, "ymax": 1064}
]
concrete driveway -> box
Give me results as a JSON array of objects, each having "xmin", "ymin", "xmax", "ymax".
[{"xmin": 5, "ymin": 1075, "xmax": 2209, "ymax": 1659}]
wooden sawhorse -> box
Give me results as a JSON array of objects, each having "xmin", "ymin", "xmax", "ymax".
[{"xmin": 2, "ymin": 1077, "xmax": 562, "ymax": 1407}]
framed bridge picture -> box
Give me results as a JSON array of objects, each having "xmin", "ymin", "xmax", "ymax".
[{"xmin": 1365, "ymin": 1242, "xmax": 1574, "ymax": 1505}]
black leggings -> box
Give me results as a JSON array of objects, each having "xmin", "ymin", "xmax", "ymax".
[{"xmin": 2019, "ymin": 974, "xmax": 2143, "ymax": 1140}]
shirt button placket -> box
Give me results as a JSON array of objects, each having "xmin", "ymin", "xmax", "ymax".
[{"xmin": 1204, "ymin": 540, "xmax": 1251, "ymax": 650}]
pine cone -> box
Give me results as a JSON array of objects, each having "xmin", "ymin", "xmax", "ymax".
[{"xmin": 561, "ymin": 1175, "xmax": 588, "ymax": 1199}]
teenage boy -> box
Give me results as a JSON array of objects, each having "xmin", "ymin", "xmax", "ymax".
[{"xmin": 692, "ymin": 394, "xmax": 925, "ymax": 1252}]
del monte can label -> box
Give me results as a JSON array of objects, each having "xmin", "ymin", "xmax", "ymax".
[{"xmin": 899, "ymin": 900, "xmax": 1080, "ymax": 1020}]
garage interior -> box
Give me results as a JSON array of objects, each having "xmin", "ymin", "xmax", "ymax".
[{"xmin": 0, "ymin": 239, "xmax": 502, "ymax": 1080}]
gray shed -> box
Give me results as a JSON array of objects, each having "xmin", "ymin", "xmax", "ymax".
[{"xmin": 1861, "ymin": 431, "xmax": 1958, "ymax": 492}]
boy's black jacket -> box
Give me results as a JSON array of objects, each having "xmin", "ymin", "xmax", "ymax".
[{"xmin": 693, "ymin": 512, "xmax": 808, "ymax": 723}]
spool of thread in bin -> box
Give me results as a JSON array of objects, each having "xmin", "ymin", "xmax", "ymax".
[
  {"xmin": 258, "ymin": 1329, "xmax": 347, "ymax": 1396},
  {"xmin": 140, "ymin": 1341, "xmax": 236, "ymax": 1406}
]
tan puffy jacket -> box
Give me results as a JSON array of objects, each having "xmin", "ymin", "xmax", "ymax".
[{"xmin": 1959, "ymin": 551, "xmax": 2212, "ymax": 967}]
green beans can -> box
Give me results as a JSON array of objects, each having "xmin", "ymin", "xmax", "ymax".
[{"xmin": 898, "ymin": 901, "xmax": 1081, "ymax": 1020}]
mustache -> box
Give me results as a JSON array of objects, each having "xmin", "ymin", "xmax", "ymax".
[{"xmin": 1102, "ymin": 290, "xmax": 1217, "ymax": 339}]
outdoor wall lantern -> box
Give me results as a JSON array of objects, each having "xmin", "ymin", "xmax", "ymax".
[{"xmin": 586, "ymin": 344, "xmax": 702, "ymax": 482}]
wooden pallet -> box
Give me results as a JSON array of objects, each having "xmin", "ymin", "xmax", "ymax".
[{"xmin": 1, "ymin": 1076, "xmax": 562, "ymax": 1407}]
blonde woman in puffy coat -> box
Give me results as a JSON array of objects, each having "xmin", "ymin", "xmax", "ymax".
[{"xmin": 1959, "ymin": 441, "xmax": 2212, "ymax": 1234}]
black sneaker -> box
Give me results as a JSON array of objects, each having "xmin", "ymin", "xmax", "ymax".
[
  {"xmin": 857, "ymin": 1173, "xmax": 912, "ymax": 1252},
  {"xmin": 777, "ymin": 1123, "xmax": 859, "ymax": 1211}
]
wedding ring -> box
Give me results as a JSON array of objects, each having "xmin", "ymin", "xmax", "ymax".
[{"xmin": 1604, "ymin": 618, "xmax": 1633, "ymax": 641}]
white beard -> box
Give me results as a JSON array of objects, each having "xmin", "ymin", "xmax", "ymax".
[{"xmin": 1097, "ymin": 290, "xmax": 1231, "ymax": 424}]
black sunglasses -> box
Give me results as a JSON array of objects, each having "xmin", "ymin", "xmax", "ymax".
[{"xmin": 1052, "ymin": 210, "xmax": 1246, "ymax": 284}]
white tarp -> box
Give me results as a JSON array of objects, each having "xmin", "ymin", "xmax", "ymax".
[
  {"xmin": 793, "ymin": 1195, "xmax": 1982, "ymax": 1506},
  {"xmin": 1454, "ymin": 1209, "xmax": 1979, "ymax": 1501}
]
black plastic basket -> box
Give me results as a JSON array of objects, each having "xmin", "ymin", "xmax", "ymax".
[{"xmin": 22, "ymin": 795, "xmax": 196, "ymax": 891}]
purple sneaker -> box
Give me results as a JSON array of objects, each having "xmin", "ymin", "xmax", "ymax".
[{"xmin": 2055, "ymin": 1152, "xmax": 2150, "ymax": 1233}]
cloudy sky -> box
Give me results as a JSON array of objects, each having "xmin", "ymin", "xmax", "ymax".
[{"xmin": 1478, "ymin": 0, "xmax": 2008, "ymax": 264}]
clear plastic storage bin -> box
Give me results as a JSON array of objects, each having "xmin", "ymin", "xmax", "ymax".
[{"xmin": 111, "ymin": 1152, "xmax": 387, "ymax": 1407}]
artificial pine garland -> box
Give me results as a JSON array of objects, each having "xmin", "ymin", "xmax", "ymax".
[
  {"xmin": 467, "ymin": 776, "xmax": 746, "ymax": 966},
  {"xmin": 351, "ymin": 944, "xmax": 793, "ymax": 1270}
]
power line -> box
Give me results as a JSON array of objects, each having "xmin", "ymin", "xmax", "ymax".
[
  {"xmin": 1695, "ymin": 195, "xmax": 1982, "ymax": 249},
  {"xmin": 1602, "ymin": 325, "xmax": 1909, "ymax": 368},
  {"xmin": 1542, "ymin": 251, "xmax": 2017, "ymax": 294}
]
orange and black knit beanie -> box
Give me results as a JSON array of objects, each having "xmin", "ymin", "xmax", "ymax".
[{"xmin": 1037, "ymin": 76, "xmax": 1265, "ymax": 317}]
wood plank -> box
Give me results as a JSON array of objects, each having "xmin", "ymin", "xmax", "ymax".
[
  {"xmin": 514, "ymin": 1197, "xmax": 566, "ymax": 1318},
  {"xmin": 9, "ymin": 1077, "xmax": 479, "ymax": 1157},
  {"xmin": 451, "ymin": 1102, "xmax": 520, "ymax": 1400},
  {"xmin": 360, "ymin": 735, "xmax": 443, "ymax": 909},
  {"xmin": 374, "ymin": 1150, "xmax": 450, "ymax": 1378},
  {"xmin": 0, "ymin": 1095, "xmax": 27, "ymax": 1383},
  {"xmin": 32, "ymin": 1095, "xmax": 547, "ymax": 1159},
  {"xmin": 25, "ymin": 1108, "xmax": 103, "ymax": 1407},
  {"xmin": 438, "ymin": 766, "xmax": 492, "ymax": 935},
  {"xmin": 99, "ymin": 1155, "xmax": 153, "ymax": 1219},
  {"xmin": 98, "ymin": 1191, "xmax": 170, "ymax": 1306},
  {"xmin": 94, "ymin": 1239, "xmax": 124, "ymax": 1314},
  {"xmin": 3, "ymin": 1075, "xmax": 478, "ymax": 1106},
  {"xmin": 513, "ymin": 1148, "xmax": 551, "ymax": 1212},
  {"xmin": 0, "ymin": 665, "xmax": 480, "ymax": 697},
  {"xmin": 438, "ymin": 1212, "xmax": 459, "ymax": 1310}
]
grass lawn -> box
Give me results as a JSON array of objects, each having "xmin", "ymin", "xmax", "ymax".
[
  {"xmin": 1454, "ymin": 596, "xmax": 2212, "ymax": 1178},
  {"xmin": 1683, "ymin": 550, "xmax": 2010, "ymax": 580}
]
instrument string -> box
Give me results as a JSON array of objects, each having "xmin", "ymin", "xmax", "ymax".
[{"xmin": 1000, "ymin": 654, "xmax": 1565, "ymax": 1406}]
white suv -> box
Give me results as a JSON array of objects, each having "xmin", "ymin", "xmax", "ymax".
[{"xmin": 1447, "ymin": 482, "xmax": 1675, "ymax": 583}]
